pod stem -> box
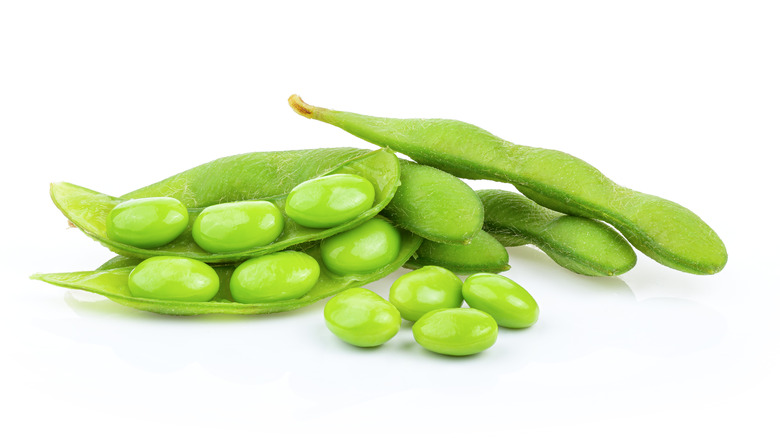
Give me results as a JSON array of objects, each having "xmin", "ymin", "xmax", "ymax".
[{"xmin": 288, "ymin": 94, "xmax": 320, "ymax": 119}]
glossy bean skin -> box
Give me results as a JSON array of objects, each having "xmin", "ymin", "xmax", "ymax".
[
  {"xmin": 289, "ymin": 95, "xmax": 727, "ymax": 275},
  {"xmin": 106, "ymin": 197, "xmax": 188, "ymax": 248},
  {"xmin": 192, "ymin": 200, "xmax": 284, "ymax": 253},
  {"xmin": 230, "ymin": 251, "xmax": 320, "ymax": 303},
  {"xmin": 320, "ymin": 218, "xmax": 401, "ymax": 275},
  {"xmin": 412, "ymin": 308, "xmax": 498, "ymax": 356},
  {"xmin": 462, "ymin": 273, "xmax": 538, "ymax": 329},
  {"xmin": 324, "ymin": 288, "xmax": 401, "ymax": 347},
  {"xmin": 382, "ymin": 160, "xmax": 483, "ymax": 244},
  {"xmin": 479, "ymin": 189, "xmax": 636, "ymax": 276},
  {"xmin": 389, "ymin": 266, "xmax": 463, "ymax": 321},
  {"xmin": 127, "ymin": 256, "xmax": 219, "ymax": 302},
  {"xmin": 285, "ymin": 174, "xmax": 375, "ymax": 228},
  {"xmin": 404, "ymin": 230, "xmax": 509, "ymax": 274},
  {"xmin": 50, "ymin": 148, "xmax": 400, "ymax": 263},
  {"xmin": 31, "ymin": 229, "xmax": 423, "ymax": 315}
]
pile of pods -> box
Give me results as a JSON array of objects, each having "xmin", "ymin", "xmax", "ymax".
[{"xmin": 32, "ymin": 95, "xmax": 727, "ymax": 356}]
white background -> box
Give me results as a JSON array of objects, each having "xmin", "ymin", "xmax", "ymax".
[{"xmin": 1, "ymin": 1, "xmax": 778, "ymax": 437}]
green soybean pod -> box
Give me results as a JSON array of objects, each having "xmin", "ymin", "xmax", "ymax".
[
  {"xmin": 412, "ymin": 308, "xmax": 499, "ymax": 356},
  {"xmin": 230, "ymin": 251, "xmax": 320, "ymax": 303},
  {"xmin": 404, "ymin": 230, "xmax": 509, "ymax": 274},
  {"xmin": 127, "ymin": 256, "xmax": 219, "ymax": 302},
  {"xmin": 289, "ymin": 95, "xmax": 727, "ymax": 275},
  {"xmin": 324, "ymin": 288, "xmax": 401, "ymax": 347},
  {"xmin": 192, "ymin": 200, "xmax": 284, "ymax": 253},
  {"xmin": 479, "ymin": 189, "xmax": 636, "ymax": 276},
  {"xmin": 320, "ymin": 217, "xmax": 401, "ymax": 276},
  {"xmin": 285, "ymin": 174, "xmax": 375, "ymax": 228},
  {"xmin": 462, "ymin": 273, "xmax": 539, "ymax": 329},
  {"xmin": 389, "ymin": 266, "xmax": 463, "ymax": 321},
  {"xmin": 31, "ymin": 229, "xmax": 423, "ymax": 315},
  {"xmin": 382, "ymin": 159, "xmax": 483, "ymax": 244},
  {"xmin": 50, "ymin": 148, "xmax": 401, "ymax": 263},
  {"xmin": 106, "ymin": 197, "xmax": 188, "ymax": 248}
]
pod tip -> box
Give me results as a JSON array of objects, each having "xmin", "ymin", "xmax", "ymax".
[{"xmin": 288, "ymin": 94, "xmax": 315, "ymax": 118}]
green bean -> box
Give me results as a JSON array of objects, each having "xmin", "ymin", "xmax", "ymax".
[
  {"xmin": 479, "ymin": 189, "xmax": 636, "ymax": 276},
  {"xmin": 404, "ymin": 230, "xmax": 510, "ymax": 274},
  {"xmin": 412, "ymin": 308, "xmax": 498, "ymax": 356},
  {"xmin": 382, "ymin": 159, "xmax": 483, "ymax": 244},
  {"xmin": 289, "ymin": 95, "xmax": 727, "ymax": 275},
  {"xmin": 30, "ymin": 228, "xmax": 423, "ymax": 316},
  {"xmin": 51, "ymin": 149, "xmax": 400, "ymax": 263}
]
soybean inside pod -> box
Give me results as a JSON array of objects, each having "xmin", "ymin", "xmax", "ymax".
[
  {"xmin": 50, "ymin": 148, "xmax": 400, "ymax": 263},
  {"xmin": 31, "ymin": 227, "xmax": 423, "ymax": 316},
  {"xmin": 289, "ymin": 95, "xmax": 728, "ymax": 275}
]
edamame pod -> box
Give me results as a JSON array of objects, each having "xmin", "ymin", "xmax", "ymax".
[
  {"xmin": 30, "ymin": 228, "xmax": 423, "ymax": 316},
  {"xmin": 289, "ymin": 95, "xmax": 727, "ymax": 275},
  {"xmin": 382, "ymin": 160, "xmax": 483, "ymax": 244},
  {"xmin": 479, "ymin": 189, "xmax": 636, "ymax": 276},
  {"xmin": 51, "ymin": 149, "xmax": 400, "ymax": 263},
  {"xmin": 404, "ymin": 230, "xmax": 510, "ymax": 274}
]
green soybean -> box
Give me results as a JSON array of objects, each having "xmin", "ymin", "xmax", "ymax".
[
  {"xmin": 462, "ymin": 273, "xmax": 539, "ymax": 329},
  {"xmin": 479, "ymin": 189, "xmax": 636, "ymax": 276},
  {"xmin": 106, "ymin": 197, "xmax": 188, "ymax": 249},
  {"xmin": 382, "ymin": 160, "xmax": 483, "ymax": 244},
  {"xmin": 389, "ymin": 265, "xmax": 463, "ymax": 321},
  {"xmin": 50, "ymin": 148, "xmax": 400, "ymax": 263},
  {"xmin": 285, "ymin": 174, "xmax": 375, "ymax": 228},
  {"xmin": 320, "ymin": 217, "xmax": 401, "ymax": 276},
  {"xmin": 412, "ymin": 308, "xmax": 499, "ymax": 356},
  {"xmin": 30, "ymin": 229, "xmax": 423, "ymax": 316},
  {"xmin": 324, "ymin": 288, "xmax": 401, "ymax": 347},
  {"xmin": 230, "ymin": 251, "xmax": 320, "ymax": 303},
  {"xmin": 192, "ymin": 200, "xmax": 284, "ymax": 253},
  {"xmin": 289, "ymin": 95, "xmax": 727, "ymax": 275},
  {"xmin": 127, "ymin": 256, "xmax": 219, "ymax": 302},
  {"xmin": 404, "ymin": 230, "xmax": 509, "ymax": 274}
]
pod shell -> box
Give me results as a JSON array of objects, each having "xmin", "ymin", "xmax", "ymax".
[
  {"xmin": 107, "ymin": 197, "xmax": 188, "ymax": 248},
  {"xmin": 192, "ymin": 200, "xmax": 284, "ymax": 253},
  {"xmin": 389, "ymin": 266, "xmax": 463, "ymax": 321},
  {"xmin": 462, "ymin": 273, "xmax": 539, "ymax": 328},
  {"xmin": 230, "ymin": 251, "xmax": 320, "ymax": 303},
  {"xmin": 320, "ymin": 218, "xmax": 401, "ymax": 275},
  {"xmin": 324, "ymin": 288, "xmax": 401, "ymax": 347},
  {"xmin": 412, "ymin": 308, "xmax": 498, "ymax": 356},
  {"xmin": 285, "ymin": 174, "xmax": 376, "ymax": 228},
  {"xmin": 128, "ymin": 256, "xmax": 219, "ymax": 302}
]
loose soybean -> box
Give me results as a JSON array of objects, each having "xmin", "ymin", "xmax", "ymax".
[
  {"xmin": 389, "ymin": 266, "xmax": 463, "ymax": 321},
  {"xmin": 106, "ymin": 197, "xmax": 188, "ymax": 248},
  {"xmin": 127, "ymin": 256, "xmax": 219, "ymax": 302},
  {"xmin": 289, "ymin": 95, "xmax": 728, "ymax": 275},
  {"xmin": 192, "ymin": 200, "xmax": 284, "ymax": 253},
  {"xmin": 413, "ymin": 308, "xmax": 499, "ymax": 356},
  {"xmin": 462, "ymin": 273, "xmax": 538, "ymax": 329},
  {"xmin": 230, "ymin": 251, "xmax": 320, "ymax": 303},
  {"xmin": 324, "ymin": 288, "xmax": 401, "ymax": 347},
  {"xmin": 285, "ymin": 174, "xmax": 376, "ymax": 228},
  {"xmin": 320, "ymin": 218, "xmax": 401, "ymax": 276}
]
